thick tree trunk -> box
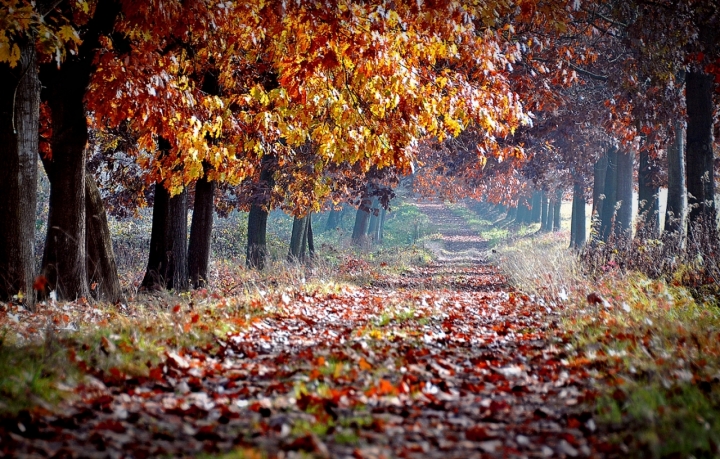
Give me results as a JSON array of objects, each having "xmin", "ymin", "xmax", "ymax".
[
  {"xmin": 85, "ymin": 173, "xmax": 123, "ymax": 302},
  {"xmin": 289, "ymin": 214, "xmax": 309, "ymax": 261},
  {"xmin": 614, "ymin": 150, "xmax": 634, "ymax": 240},
  {"xmin": 142, "ymin": 185, "xmax": 189, "ymax": 290},
  {"xmin": 188, "ymin": 174, "xmax": 215, "ymax": 288},
  {"xmin": 571, "ymin": 181, "xmax": 586, "ymax": 248},
  {"xmin": 352, "ymin": 196, "xmax": 372, "ymax": 245},
  {"xmin": 665, "ymin": 120, "xmax": 686, "ymax": 234},
  {"xmin": 592, "ymin": 153, "xmax": 608, "ymax": 219},
  {"xmin": 530, "ymin": 191, "xmax": 542, "ymax": 223},
  {"xmin": 246, "ymin": 155, "xmax": 275, "ymax": 270},
  {"xmin": 540, "ymin": 191, "xmax": 549, "ymax": 231},
  {"xmin": 638, "ymin": 150, "xmax": 660, "ymax": 238},
  {"xmin": 600, "ymin": 146, "xmax": 618, "ymax": 242},
  {"xmin": 38, "ymin": 0, "xmax": 119, "ymax": 301},
  {"xmin": 685, "ymin": 71, "xmax": 717, "ymax": 237},
  {"xmin": 0, "ymin": 39, "xmax": 39, "ymax": 308},
  {"xmin": 552, "ymin": 189, "xmax": 562, "ymax": 232}
]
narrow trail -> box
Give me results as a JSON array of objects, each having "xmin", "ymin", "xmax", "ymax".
[{"xmin": 1, "ymin": 202, "xmax": 609, "ymax": 458}]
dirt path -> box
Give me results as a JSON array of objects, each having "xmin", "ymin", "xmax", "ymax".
[{"xmin": 1, "ymin": 202, "xmax": 610, "ymax": 458}]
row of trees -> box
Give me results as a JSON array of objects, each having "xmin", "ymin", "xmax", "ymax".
[{"xmin": 1, "ymin": 0, "xmax": 718, "ymax": 309}]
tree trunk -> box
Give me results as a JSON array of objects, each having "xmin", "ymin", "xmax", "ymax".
[
  {"xmin": 289, "ymin": 214, "xmax": 309, "ymax": 261},
  {"xmin": 571, "ymin": 181, "xmax": 586, "ymax": 248},
  {"xmin": 324, "ymin": 208, "xmax": 342, "ymax": 231},
  {"xmin": 367, "ymin": 197, "xmax": 380, "ymax": 241},
  {"xmin": 507, "ymin": 205, "xmax": 517, "ymax": 221},
  {"xmin": 0, "ymin": 39, "xmax": 39, "ymax": 309},
  {"xmin": 552, "ymin": 189, "xmax": 562, "ymax": 232},
  {"xmin": 352, "ymin": 196, "xmax": 372, "ymax": 245},
  {"xmin": 592, "ymin": 153, "xmax": 608, "ymax": 219},
  {"xmin": 614, "ymin": 150, "xmax": 634, "ymax": 240},
  {"xmin": 530, "ymin": 191, "xmax": 542, "ymax": 223},
  {"xmin": 41, "ymin": 70, "xmax": 90, "ymax": 301},
  {"xmin": 85, "ymin": 172, "xmax": 123, "ymax": 303},
  {"xmin": 540, "ymin": 191, "xmax": 549, "ymax": 231},
  {"xmin": 188, "ymin": 173, "xmax": 215, "ymax": 288},
  {"xmin": 685, "ymin": 70, "xmax": 716, "ymax": 237},
  {"xmin": 307, "ymin": 214, "xmax": 315, "ymax": 258},
  {"xmin": 38, "ymin": 0, "xmax": 119, "ymax": 301},
  {"xmin": 600, "ymin": 146, "xmax": 618, "ymax": 242},
  {"xmin": 546, "ymin": 197, "xmax": 555, "ymax": 232},
  {"xmin": 378, "ymin": 207, "xmax": 387, "ymax": 242},
  {"xmin": 142, "ymin": 185, "xmax": 189, "ymax": 290},
  {"xmin": 246, "ymin": 154, "xmax": 275, "ymax": 270},
  {"xmin": 638, "ymin": 149, "xmax": 660, "ymax": 238},
  {"xmin": 665, "ymin": 119, "xmax": 686, "ymax": 234}
]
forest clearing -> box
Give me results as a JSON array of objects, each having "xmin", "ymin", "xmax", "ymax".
[{"xmin": 2, "ymin": 1, "xmax": 720, "ymax": 458}]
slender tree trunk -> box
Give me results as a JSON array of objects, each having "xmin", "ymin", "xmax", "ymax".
[
  {"xmin": 665, "ymin": 119, "xmax": 686, "ymax": 234},
  {"xmin": 188, "ymin": 173, "xmax": 215, "ymax": 288},
  {"xmin": 142, "ymin": 185, "xmax": 189, "ymax": 290},
  {"xmin": 600, "ymin": 146, "xmax": 619, "ymax": 242},
  {"xmin": 307, "ymin": 214, "xmax": 315, "ymax": 258},
  {"xmin": 530, "ymin": 191, "xmax": 542, "ymax": 223},
  {"xmin": 507, "ymin": 205, "xmax": 517, "ymax": 221},
  {"xmin": 324, "ymin": 208, "xmax": 342, "ymax": 231},
  {"xmin": 638, "ymin": 150, "xmax": 660, "ymax": 238},
  {"xmin": 614, "ymin": 150, "xmax": 634, "ymax": 240},
  {"xmin": 378, "ymin": 207, "xmax": 387, "ymax": 242},
  {"xmin": 246, "ymin": 154, "xmax": 275, "ymax": 269},
  {"xmin": 0, "ymin": 39, "xmax": 39, "ymax": 308},
  {"xmin": 367, "ymin": 197, "xmax": 380, "ymax": 241},
  {"xmin": 552, "ymin": 189, "xmax": 562, "ymax": 232},
  {"xmin": 540, "ymin": 191, "xmax": 549, "ymax": 231},
  {"xmin": 289, "ymin": 214, "xmax": 309, "ymax": 261},
  {"xmin": 546, "ymin": 197, "xmax": 555, "ymax": 232},
  {"xmin": 571, "ymin": 181, "xmax": 586, "ymax": 248},
  {"xmin": 85, "ymin": 172, "xmax": 123, "ymax": 302},
  {"xmin": 685, "ymin": 70, "xmax": 717, "ymax": 238},
  {"xmin": 593, "ymin": 153, "xmax": 608, "ymax": 219}
]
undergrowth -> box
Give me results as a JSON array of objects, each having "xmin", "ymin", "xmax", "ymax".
[{"xmin": 494, "ymin": 231, "xmax": 720, "ymax": 458}]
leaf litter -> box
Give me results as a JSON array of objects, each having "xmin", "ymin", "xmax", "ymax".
[{"xmin": 0, "ymin": 204, "xmax": 617, "ymax": 458}]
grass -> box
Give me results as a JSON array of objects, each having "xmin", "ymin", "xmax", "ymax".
[{"xmin": 493, "ymin": 229, "xmax": 720, "ymax": 458}]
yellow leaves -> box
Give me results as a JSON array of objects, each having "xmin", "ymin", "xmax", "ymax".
[
  {"xmin": 249, "ymin": 85, "xmax": 270, "ymax": 106},
  {"xmin": 0, "ymin": 41, "xmax": 20, "ymax": 67}
]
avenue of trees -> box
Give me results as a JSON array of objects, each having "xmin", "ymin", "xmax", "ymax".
[{"xmin": 1, "ymin": 0, "xmax": 719, "ymax": 309}]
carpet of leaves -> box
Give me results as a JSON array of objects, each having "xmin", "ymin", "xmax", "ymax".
[{"xmin": 0, "ymin": 205, "xmax": 618, "ymax": 458}]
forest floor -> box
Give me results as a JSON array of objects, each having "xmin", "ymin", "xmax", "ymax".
[{"xmin": 0, "ymin": 201, "xmax": 617, "ymax": 458}]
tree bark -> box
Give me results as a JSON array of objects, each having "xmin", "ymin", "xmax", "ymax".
[
  {"xmin": 530, "ymin": 191, "xmax": 542, "ymax": 223},
  {"xmin": 367, "ymin": 197, "xmax": 380, "ymax": 241},
  {"xmin": 246, "ymin": 154, "xmax": 275, "ymax": 270},
  {"xmin": 85, "ymin": 172, "xmax": 123, "ymax": 302},
  {"xmin": 540, "ymin": 191, "xmax": 549, "ymax": 231},
  {"xmin": 0, "ymin": 39, "xmax": 39, "ymax": 308},
  {"xmin": 638, "ymin": 150, "xmax": 660, "ymax": 238},
  {"xmin": 685, "ymin": 70, "xmax": 716, "ymax": 237},
  {"xmin": 600, "ymin": 146, "xmax": 618, "ymax": 242},
  {"xmin": 665, "ymin": 119, "xmax": 686, "ymax": 234},
  {"xmin": 552, "ymin": 188, "xmax": 562, "ymax": 232},
  {"xmin": 546, "ymin": 197, "xmax": 555, "ymax": 232},
  {"xmin": 571, "ymin": 181, "xmax": 586, "ymax": 248},
  {"xmin": 39, "ymin": 0, "xmax": 120, "ymax": 301},
  {"xmin": 142, "ymin": 185, "xmax": 189, "ymax": 290},
  {"xmin": 289, "ymin": 214, "xmax": 309, "ymax": 261},
  {"xmin": 592, "ymin": 153, "xmax": 608, "ymax": 219},
  {"xmin": 352, "ymin": 195, "xmax": 372, "ymax": 245},
  {"xmin": 307, "ymin": 214, "xmax": 315, "ymax": 258},
  {"xmin": 614, "ymin": 150, "xmax": 634, "ymax": 240},
  {"xmin": 324, "ymin": 208, "xmax": 342, "ymax": 231},
  {"xmin": 378, "ymin": 207, "xmax": 387, "ymax": 242},
  {"xmin": 188, "ymin": 173, "xmax": 215, "ymax": 289}
]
